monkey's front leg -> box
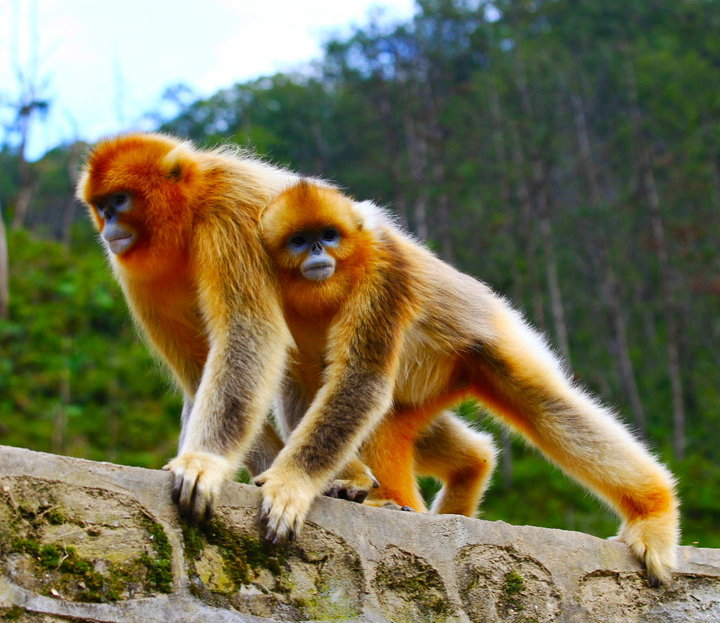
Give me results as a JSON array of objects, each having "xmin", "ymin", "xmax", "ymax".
[
  {"xmin": 255, "ymin": 368, "xmax": 395, "ymax": 543},
  {"xmin": 167, "ymin": 322, "xmax": 287, "ymax": 523},
  {"xmin": 275, "ymin": 367, "xmax": 379, "ymax": 503}
]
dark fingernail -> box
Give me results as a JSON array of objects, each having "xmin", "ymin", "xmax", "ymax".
[{"xmin": 172, "ymin": 476, "xmax": 183, "ymax": 504}]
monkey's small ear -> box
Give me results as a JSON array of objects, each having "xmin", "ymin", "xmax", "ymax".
[{"xmin": 161, "ymin": 144, "xmax": 193, "ymax": 181}]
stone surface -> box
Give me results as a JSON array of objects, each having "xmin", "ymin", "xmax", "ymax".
[{"xmin": 0, "ymin": 445, "xmax": 717, "ymax": 623}]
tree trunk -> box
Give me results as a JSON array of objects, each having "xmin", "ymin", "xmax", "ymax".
[
  {"xmin": 11, "ymin": 113, "xmax": 34, "ymax": 230},
  {"xmin": 430, "ymin": 160, "xmax": 455, "ymax": 262},
  {"xmin": 513, "ymin": 52, "xmax": 571, "ymax": 362},
  {"xmin": 403, "ymin": 114, "xmax": 430, "ymax": 241},
  {"xmin": 11, "ymin": 181, "xmax": 34, "ymax": 230},
  {"xmin": 0, "ymin": 203, "xmax": 8, "ymax": 320},
  {"xmin": 509, "ymin": 120, "xmax": 546, "ymax": 329},
  {"xmin": 538, "ymin": 215, "xmax": 571, "ymax": 363},
  {"xmin": 423, "ymin": 80, "xmax": 454, "ymax": 263},
  {"xmin": 625, "ymin": 58, "xmax": 686, "ymax": 458},
  {"xmin": 375, "ymin": 77, "xmax": 409, "ymax": 225},
  {"xmin": 51, "ymin": 338, "xmax": 72, "ymax": 454},
  {"xmin": 569, "ymin": 88, "xmax": 647, "ymax": 434},
  {"xmin": 487, "ymin": 77, "xmax": 516, "ymax": 486}
]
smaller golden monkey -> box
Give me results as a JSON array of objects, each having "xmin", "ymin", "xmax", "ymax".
[{"xmin": 258, "ymin": 181, "xmax": 679, "ymax": 586}]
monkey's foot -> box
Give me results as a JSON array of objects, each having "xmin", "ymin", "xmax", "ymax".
[
  {"xmin": 254, "ymin": 467, "xmax": 318, "ymax": 544},
  {"xmin": 164, "ymin": 452, "xmax": 233, "ymax": 524},
  {"xmin": 610, "ymin": 515, "xmax": 679, "ymax": 587},
  {"xmin": 364, "ymin": 499, "xmax": 416, "ymax": 512},
  {"xmin": 324, "ymin": 461, "xmax": 379, "ymax": 503}
]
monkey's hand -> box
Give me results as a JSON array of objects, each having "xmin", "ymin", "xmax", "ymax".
[
  {"xmin": 164, "ymin": 452, "xmax": 234, "ymax": 524},
  {"xmin": 324, "ymin": 459, "xmax": 379, "ymax": 503},
  {"xmin": 254, "ymin": 467, "xmax": 318, "ymax": 544},
  {"xmin": 610, "ymin": 517, "xmax": 677, "ymax": 587}
]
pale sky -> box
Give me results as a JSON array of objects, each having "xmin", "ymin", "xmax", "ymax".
[{"xmin": 0, "ymin": 0, "xmax": 417, "ymax": 160}]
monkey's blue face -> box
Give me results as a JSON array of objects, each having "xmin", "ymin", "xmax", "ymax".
[
  {"xmin": 287, "ymin": 228, "xmax": 340, "ymax": 281},
  {"xmin": 96, "ymin": 192, "xmax": 137, "ymax": 254}
]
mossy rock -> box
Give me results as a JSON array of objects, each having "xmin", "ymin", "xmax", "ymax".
[
  {"xmin": 455, "ymin": 543, "xmax": 561, "ymax": 623},
  {"xmin": 183, "ymin": 507, "xmax": 364, "ymax": 621},
  {"xmin": 0, "ymin": 476, "xmax": 173, "ymax": 602},
  {"xmin": 373, "ymin": 544, "xmax": 454, "ymax": 623}
]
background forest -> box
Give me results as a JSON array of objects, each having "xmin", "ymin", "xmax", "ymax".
[{"xmin": 1, "ymin": 0, "xmax": 718, "ymax": 547}]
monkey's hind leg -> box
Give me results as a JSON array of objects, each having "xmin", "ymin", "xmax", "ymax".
[
  {"xmin": 415, "ymin": 412, "xmax": 497, "ymax": 517},
  {"xmin": 361, "ymin": 411, "xmax": 428, "ymax": 512},
  {"xmin": 468, "ymin": 306, "xmax": 679, "ymax": 586}
]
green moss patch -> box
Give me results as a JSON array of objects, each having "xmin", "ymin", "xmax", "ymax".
[
  {"xmin": 0, "ymin": 606, "xmax": 24, "ymax": 621},
  {"xmin": 373, "ymin": 545, "xmax": 452, "ymax": 622},
  {"xmin": 500, "ymin": 570, "xmax": 526, "ymax": 614},
  {"xmin": 182, "ymin": 512, "xmax": 364, "ymax": 621},
  {"xmin": 0, "ymin": 476, "xmax": 173, "ymax": 602},
  {"xmin": 182, "ymin": 518, "xmax": 286, "ymax": 588}
]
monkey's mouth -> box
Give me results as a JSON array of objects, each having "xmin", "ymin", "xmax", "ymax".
[
  {"xmin": 302, "ymin": 263, "xmax": 334, "ymax": 282},
  {"xmin": 105, "ymin": 234, "xmax": 135, "ymax": 254}
]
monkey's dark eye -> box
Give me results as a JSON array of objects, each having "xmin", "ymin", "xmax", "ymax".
[
  {"xmin": 289, "ymin": 234, "xmax": 307, "ymax": 248},
  {"xmin": 322, "ymin": 228, "xmax": 338, "ymax": 242},
  {"xmin": 99, "ymin": 193, "xmax": 130, "ymax": 220},
  {"xmin": 111, "ymin": 193, "xmax": 129, "ymax": 207}
]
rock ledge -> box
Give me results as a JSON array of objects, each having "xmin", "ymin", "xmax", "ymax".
[{"xmin": 0, "ymin": 445, "xmax": 717, "ymax": 622}]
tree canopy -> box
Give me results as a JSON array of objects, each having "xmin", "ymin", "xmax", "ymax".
[{"xmin": 1, "ymin": 0, "xmax": 718, "ymax": 547}]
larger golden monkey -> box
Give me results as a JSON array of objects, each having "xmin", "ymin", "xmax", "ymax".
[
  {"xmin": 77, "ymin": 134, "xmax": 297, "ymax": 521},
  {"xmin": 76, "ymin": 133, "xmax": 473, "ymax": 525},
  {"xmin": 258, "ymin": 181, "xmax": 679, "ymax": 586}
]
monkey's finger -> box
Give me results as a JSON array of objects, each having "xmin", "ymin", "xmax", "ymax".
[
  {"xmin": 263, "ymin": 507, "xmax": 289, "ymax": 544},
  {"xmin": 189, "ymin": 495, "xmax": 210, "ymax": 524},
  {"xmin": 178, "ymin": 471, "xmax": 199, "ymax": 520},
  {"xmin": 264, "ymin": 517, "xmax": 285, "ymax": 545},
  {"xmin": 171, "ymin": 471, "xmax": 185, "ymax": 505},
  {"xmin": 188, "ymin": 481, "xmax": 213, "ymax": 524}
]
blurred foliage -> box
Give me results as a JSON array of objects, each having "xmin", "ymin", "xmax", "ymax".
[
  {"xmin": 0, "ymin": 0, "xmax": 718, "ymax": 548},
  {"xmin": 0, "ymin": 228, "xmax": 180, "ymax": 466}
]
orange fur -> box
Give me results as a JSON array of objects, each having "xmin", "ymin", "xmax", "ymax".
[
  {"xmin": 78, "ymin": 133, "xmax": 298, "ymax": 522},
  {"xmin": 262, "ymin": 183, "xmax": 495, "ymax": 515},
  {"xmin": 260, "ymin": 181, "xmax": 679, "ymax": 586}
]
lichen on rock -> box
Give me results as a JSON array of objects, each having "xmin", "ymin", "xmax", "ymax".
[
  {"xmin": 182, "ymin": 507, "xmax": 364, "ymax": 621},
  {"xmin": 0, "ymin": 476, "xmax": 173, "ymax": 603}
]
